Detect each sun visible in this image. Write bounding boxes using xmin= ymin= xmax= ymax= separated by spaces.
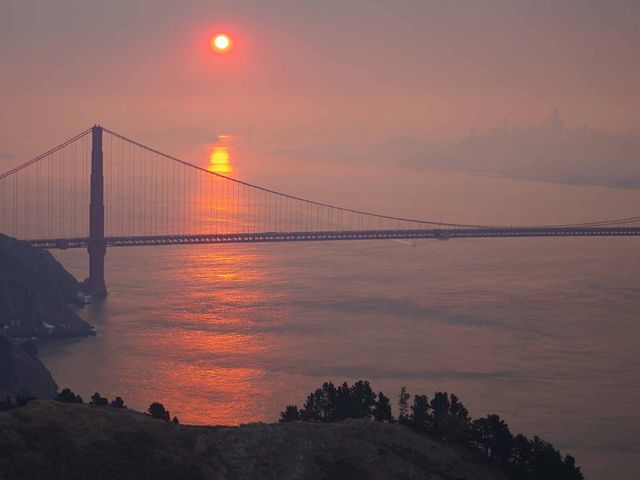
xmin=211 ymin=34 xmax=232 ymax=53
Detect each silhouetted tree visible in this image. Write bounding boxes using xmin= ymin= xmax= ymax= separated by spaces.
xmin=398 ymin=386 xmax=410 ymax=423
xmin=334 ymin=382 xmax=353 ymax=419
xmin=277 ymin=379 xmax=584 ymax=479
xmin=430 ymin=391 xmax=451 ymax=436
xmin=279 ymin=405 xmax=301 ymax=422
xmin=148 ymin=402 xmax=170 ymax=421
xmin=90 ymin=392 xmax=109 ymax=406
xmin=505 ymin=432 xmax=584 ymax=480
xmin=349 ymin=380 xmax=376 ymax=419
xmin=410 ymin=394 xmax=430 ymax=430
xmin=430 ymin=392 xmax=451 ymax=417
xmin=432 ymin=393 xmax=471 ymax=442
xmin=510 ymin=433 xmax=532 ymax=478
xmin=373 ymin=391 xmax=393 ymax=422
xmin=300 ymin=382 xmax=337 ymax=422
xmin=449 ymin=393 xmax=469 ymax=421
xmin=297 ymin=380 xmax=377 ymax=422
xmin=110 ymin=396 xmax=126 ymax=408
xmin=300 ymin=391 xmax=320 ymax=422
xmin=472 ymin=414 xmax=514 ymax=463
xmin=172 ymin=416 xmax=180 ymax=424
xmin=561 ymin=455 xmax=584 ymax=480
xmin=55 ymin=388 xmax=83 ymax=404
xmin=531 ymin=436 xmax=562 ymax=479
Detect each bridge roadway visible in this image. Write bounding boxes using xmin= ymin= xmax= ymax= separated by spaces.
xmin=27 ymin=226 xmax=640 ymax=249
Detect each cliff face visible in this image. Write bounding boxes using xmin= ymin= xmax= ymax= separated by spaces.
xmin=0 ymin=235 xmax=81 ymax=305
xmin=0 ymin=332 xmax=58 ymax=400
xmin=0 ymin=401 xmax=508 ymax=480
xmin=0 ymin=234 xmax=93 ymax=338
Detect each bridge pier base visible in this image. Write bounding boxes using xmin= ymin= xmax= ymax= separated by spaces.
xmin=88 ymin=125 xmax=107 ymax=297
xmin=88 ymin=241 xmax=107 ymax=297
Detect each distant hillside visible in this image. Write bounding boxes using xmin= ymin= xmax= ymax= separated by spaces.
xmin=0 ymin=400 xmax=508 ymax=480
xmin=0 ymin=234 xmax=93 ymax=338
xmin=360 ymin=109 xmax=640 ymax=190
xmin=0 ymin=332 xmax=57 ymax=400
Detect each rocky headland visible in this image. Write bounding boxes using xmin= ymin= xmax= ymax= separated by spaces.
xmin=0 ymin=331 xmax=58 ymax=401
xmin=0 ymin=234 xmax=93 ymax=339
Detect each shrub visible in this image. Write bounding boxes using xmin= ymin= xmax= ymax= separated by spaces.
xmin=279 ymin=405 xmax=301 ymax=422
xmin=110 ymin=396 xmax=126 ymax=408
xmin=55 ymin=388 xmax=83 ymax=404
xmin=148 ymin=402 xmax=170 ymax=421
xmin=90 ymin=392 xmax=109 ymax=406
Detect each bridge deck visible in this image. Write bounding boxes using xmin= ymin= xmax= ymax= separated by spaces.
xmin=26 ymin=227 xmax=640 ymax=249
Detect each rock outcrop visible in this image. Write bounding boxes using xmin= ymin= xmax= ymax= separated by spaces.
xmin=0 ymin=400 xmax=508 ymax=480
xmin=0 ymin=234 xmax=93 ymax=338
xmin=0 ymin=332 xmax=58 ymax=401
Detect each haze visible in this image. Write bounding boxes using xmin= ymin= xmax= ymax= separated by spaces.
xmin=2 ymin=0 xmax=640 ymax=177
xmin=2 ymin=3 xmax=640 ymax=479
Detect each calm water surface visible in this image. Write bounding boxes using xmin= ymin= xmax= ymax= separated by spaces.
xmin=39 ymin=163 xmax=640 ymax=480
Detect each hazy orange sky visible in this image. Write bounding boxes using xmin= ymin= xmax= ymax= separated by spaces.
xmin=1 ymin=0 xmax=639 ymax=157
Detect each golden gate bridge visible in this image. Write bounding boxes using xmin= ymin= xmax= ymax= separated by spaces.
xmin=1 ymin=126 xmax=638 ymax=297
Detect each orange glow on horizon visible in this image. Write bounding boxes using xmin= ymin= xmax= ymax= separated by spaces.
xmin=211 ymin=34 xmax=232 ymax=53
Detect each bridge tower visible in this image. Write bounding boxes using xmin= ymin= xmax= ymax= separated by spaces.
xmin=88 ymin=125 xmax=107 ymax=297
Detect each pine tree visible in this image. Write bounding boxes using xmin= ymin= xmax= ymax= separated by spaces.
xmin=373 ymin=391 xmax=394 ymax=422
xmin=279 ymin=405 xmax=301 ymax=422
xmin=398 ymin=386 xmax=410 ymax=423
xmin=410 ymin=394 xmax=430 ymax=430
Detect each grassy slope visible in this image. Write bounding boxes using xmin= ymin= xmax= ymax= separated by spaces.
xmin=0 ymin=400 xmax=508 ymax=480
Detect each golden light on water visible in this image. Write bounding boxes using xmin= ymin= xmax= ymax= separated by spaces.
xmin=154 ymin=248 xmax=273 ymax=425
xmin=209 ymin=147 xmax=232 ymax=174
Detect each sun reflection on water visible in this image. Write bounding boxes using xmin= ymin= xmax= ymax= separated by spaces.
xmin=134 ymin=246 xmax=281 ymax=425
xmin=209 ymin=146 xmax=232 ymax=174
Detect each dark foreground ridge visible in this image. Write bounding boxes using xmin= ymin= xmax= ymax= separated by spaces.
xmin=280 ymin=381 xmax=583 ymax=480
xmin=0 ymin=381 xmax=584 ymax=480
xmin=0 ymin=400 xmax=507 ymax=480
